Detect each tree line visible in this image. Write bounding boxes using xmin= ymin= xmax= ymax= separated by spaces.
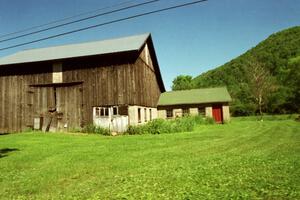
xmin=172 ymin=26 xmax=300 ymax=116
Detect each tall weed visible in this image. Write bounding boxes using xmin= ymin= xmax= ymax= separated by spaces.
xmin=82 ymin=124 xmax=111 ymax=136
xmin=126 ymin=115 xmax=215 ymax=135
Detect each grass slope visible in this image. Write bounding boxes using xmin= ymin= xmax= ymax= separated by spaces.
xmin=0 ymin=118 xmax=299 ymax=199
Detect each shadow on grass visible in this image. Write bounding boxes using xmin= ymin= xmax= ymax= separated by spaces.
xmin=0 ymin=148 xmax=19 ymax=158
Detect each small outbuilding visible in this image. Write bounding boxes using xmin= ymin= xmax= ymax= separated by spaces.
xmin=157 ymin=87 xmax=232 ymax=123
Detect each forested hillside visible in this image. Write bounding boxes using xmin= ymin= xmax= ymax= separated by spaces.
xmin=183 ymin=26 xmax=300 ymax=115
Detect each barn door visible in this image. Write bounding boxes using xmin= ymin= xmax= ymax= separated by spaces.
xmin=212 ymin=105 xmax=223 ymax=123
xmin=29 ymin=87 xmax=56 ymax=131
xmin=29 ymin=85 xmax=83 ymax=131
xmin=56 ymin=85 xmax=83 ymax=130
xmin=31 ymin=87 xmax=55 ymax=114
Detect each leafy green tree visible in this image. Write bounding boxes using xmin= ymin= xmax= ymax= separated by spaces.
xmin=171 ymin=75 xmax=194 ymax=91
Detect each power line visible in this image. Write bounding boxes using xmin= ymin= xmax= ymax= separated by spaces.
xmin=0 ymin=0 xmax=208 ymax=51
xmin=0 ymin=0 xmax=160 ymax=43
xmin=0 ymin=0 xmax=136 ymax=39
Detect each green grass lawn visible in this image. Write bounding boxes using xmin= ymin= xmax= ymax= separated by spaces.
xmin=0 ymin=118 xmax=299 ymax=199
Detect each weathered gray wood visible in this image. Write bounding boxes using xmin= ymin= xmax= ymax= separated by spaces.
xmin=0 ymin=41 xmax=163 ymax=133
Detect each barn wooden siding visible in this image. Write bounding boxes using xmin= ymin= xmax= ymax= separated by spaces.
xmin=62 ymin=45 xmax=161 ymax=126
xmin=0 ymin=63 xmax=53 ymax=133
xmin=0 ymin=42 xmax=162 ymax=133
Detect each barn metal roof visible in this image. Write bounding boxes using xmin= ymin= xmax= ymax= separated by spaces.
xmin=0 ymin=33 xmax=150 ymax=66
xmin=158 ymin=87 xmax=232 ymax=106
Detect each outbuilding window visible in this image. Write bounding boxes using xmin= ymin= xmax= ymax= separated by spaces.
xmin=198 ymin=106 xmax=205 ymax=116
xmin=166 ymin=109 xmax=173 ymax=118
xmin=138 ymin=108 xmax=142 ymax=123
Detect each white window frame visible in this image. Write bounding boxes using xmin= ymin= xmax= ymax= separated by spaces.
xmin=93 ymin=106 xmax=120 ymax=118
xmin=112 ymin=106 xmax=119 ymax=116
xmin=93 ymin=107 xmax=109 ymax=118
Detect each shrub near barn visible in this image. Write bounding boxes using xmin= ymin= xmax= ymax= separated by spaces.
xmin=126 ymin=115 xmax=214 ymax=135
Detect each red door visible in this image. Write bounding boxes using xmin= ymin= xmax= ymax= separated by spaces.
xmin=212 ymin=105 xmax=223 ymax=123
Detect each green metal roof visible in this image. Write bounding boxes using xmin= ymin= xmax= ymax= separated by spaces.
xmin=0 ymin=33 xmax=150 ymax=66
xmin=158 ymin=87 xmax=232 ymax=106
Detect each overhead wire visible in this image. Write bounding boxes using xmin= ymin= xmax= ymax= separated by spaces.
xmin=0 ymin=0 xmax=208 ymax=51
xmin=0 ymin=0 xmax=160 ymax=43
xmin=0 ymin=0 xmax=137 ymax=39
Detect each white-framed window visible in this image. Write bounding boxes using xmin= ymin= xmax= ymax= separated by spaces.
xmin=95 ymin=107 xmax=101 ymax=117
xmin=93 ymin=106 xmax=120 ymax=118
xmin=112 ymin=106 xmax=118 ymax=116
xmin=94 ymin=107 xmax=109 ymax=118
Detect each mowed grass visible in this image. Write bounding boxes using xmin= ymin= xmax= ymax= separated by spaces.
xmin=0 ymin=118 xmax=299 ymax=199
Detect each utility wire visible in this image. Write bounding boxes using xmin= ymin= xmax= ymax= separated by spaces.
xmin=0 ymin=0 xmax=136 ymax=39
xmin=0 ymin=0 xmax=208 ymax=51
xmin=0 ymin=0 xmax=160 ymax=43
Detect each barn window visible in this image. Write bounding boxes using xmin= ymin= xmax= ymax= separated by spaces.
xmin=113 ymin=107 xmax=118 ymax=116
xmin=94 ymin=107 xmax=109 ymax=118
xmin=100 ymin=107 xmax=109 ymax=116
xmin=52 ymin=63 xmax=62 ymax=83
xmin=100 ymin=108 xmax=105 ymax=116
xmin=138 ymin=108 xmax=141 ymax=123
xmin=166 ymin=109 xmax=173 ymax=118
xmin=95 ymin=107 xmax=101 ymax=117
xmin=104 ymin=108 xmax=109 ymax=116
xmin=149 ymin=109 xmax=152 ymax=120
xmin=144 ymin=108 xmax=147 ymax=122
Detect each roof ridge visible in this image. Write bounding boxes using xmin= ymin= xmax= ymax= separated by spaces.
xmin=0 ymin=33 xmax=151 ymax=66
xmin=164 ymin=87 xmax=228 ymax=93
xmin=18 ymin=32 xmax=151 ymax=53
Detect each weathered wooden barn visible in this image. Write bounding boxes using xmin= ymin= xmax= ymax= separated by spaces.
xmin=157 ymin=87 xmax=232 ymax=123
xmin=0 ymin=33 xmax=165 ymax=133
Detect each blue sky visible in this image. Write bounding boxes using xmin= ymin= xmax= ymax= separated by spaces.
xmin=0 ymin=0 xmax=299 ymax=90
